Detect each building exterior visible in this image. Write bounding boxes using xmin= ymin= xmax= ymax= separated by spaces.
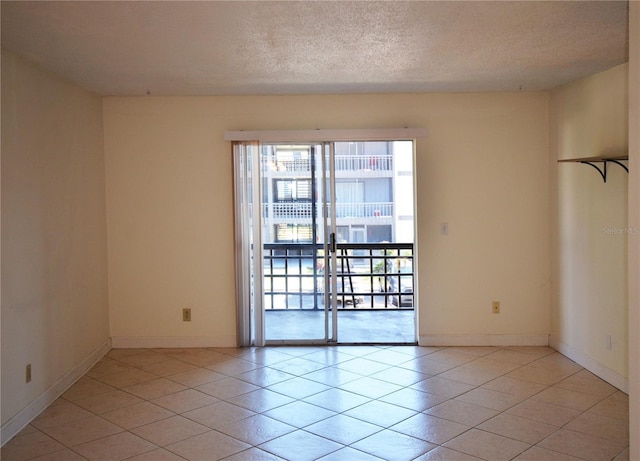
xmin=261 ymin=141 xmax=414 ymax=245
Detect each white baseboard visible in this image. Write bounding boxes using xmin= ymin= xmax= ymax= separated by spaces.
xmin=1 ymin=338 xmax=112 ymax=446
xmin=550 ymin=337 xmax=628 ymax=393
xmin=419 ymin=334 xmax=550 ymax=347
xmin=110 ymin=335 xmax=237 ymax=349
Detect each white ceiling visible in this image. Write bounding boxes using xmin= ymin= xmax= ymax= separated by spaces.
xmin=1 ymin=1 xmax=629 ymax=96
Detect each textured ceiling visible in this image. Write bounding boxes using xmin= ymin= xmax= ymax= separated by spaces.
xmin=0 ymin=1 xmax=629 ymax=96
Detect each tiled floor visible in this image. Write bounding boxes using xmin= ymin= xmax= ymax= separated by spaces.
xmin=2 ymin=346 xmax=630 ymax=461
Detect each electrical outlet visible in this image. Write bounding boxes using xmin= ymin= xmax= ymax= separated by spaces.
xmin=492 ymin=301 xmax=500 ymax=314
xmin=26 ymin=364 xmax=32 ymax=383
xmin=183 ymin=308 xmax=191 ymax=322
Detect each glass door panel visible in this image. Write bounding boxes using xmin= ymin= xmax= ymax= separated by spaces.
xmin=262 ymin=144 xmax=333 ymax=343
xmin=333 ymin=140 xmax=416 ymax=343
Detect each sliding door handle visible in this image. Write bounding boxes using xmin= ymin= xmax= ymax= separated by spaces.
xmin=330 ymin=232 xmax=337 ymax=253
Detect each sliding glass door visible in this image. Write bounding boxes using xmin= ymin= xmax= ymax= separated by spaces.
xmin=233 ymin=136 xmax=418 ymax=346
xmin=261 ymin=143 xmax=336 ymax=343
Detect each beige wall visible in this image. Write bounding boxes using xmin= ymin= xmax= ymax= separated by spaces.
xmin=628 ymin=2 xmax=639 ymax=458
xmin=549 ymin=64 xmax=629 ymax=388
xmin=103 ymin=92 xmax=550 ymax=347
xmin=1 ymin=50 xmax=110 ymax=432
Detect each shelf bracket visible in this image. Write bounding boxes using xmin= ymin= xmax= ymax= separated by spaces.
xmin=608 ymin=159 xmax=629 ymax=174
xmin=558 ymin=155 xmax=629 ymax=183
xmin=579 ymin=161 xmax=607 ymax=182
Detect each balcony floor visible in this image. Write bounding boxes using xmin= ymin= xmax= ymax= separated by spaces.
xmin=265 ymin=309 xmax=415 ymax=344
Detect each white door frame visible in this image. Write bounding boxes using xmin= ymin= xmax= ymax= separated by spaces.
xmin=230 ymin=129 xmax=425 ymax=346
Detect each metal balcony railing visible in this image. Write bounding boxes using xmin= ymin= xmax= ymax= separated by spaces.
xmin=263 ymin=242 xmax=414 ymax=311
xmin=264 ymin=202 xmax=394 ymax=219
